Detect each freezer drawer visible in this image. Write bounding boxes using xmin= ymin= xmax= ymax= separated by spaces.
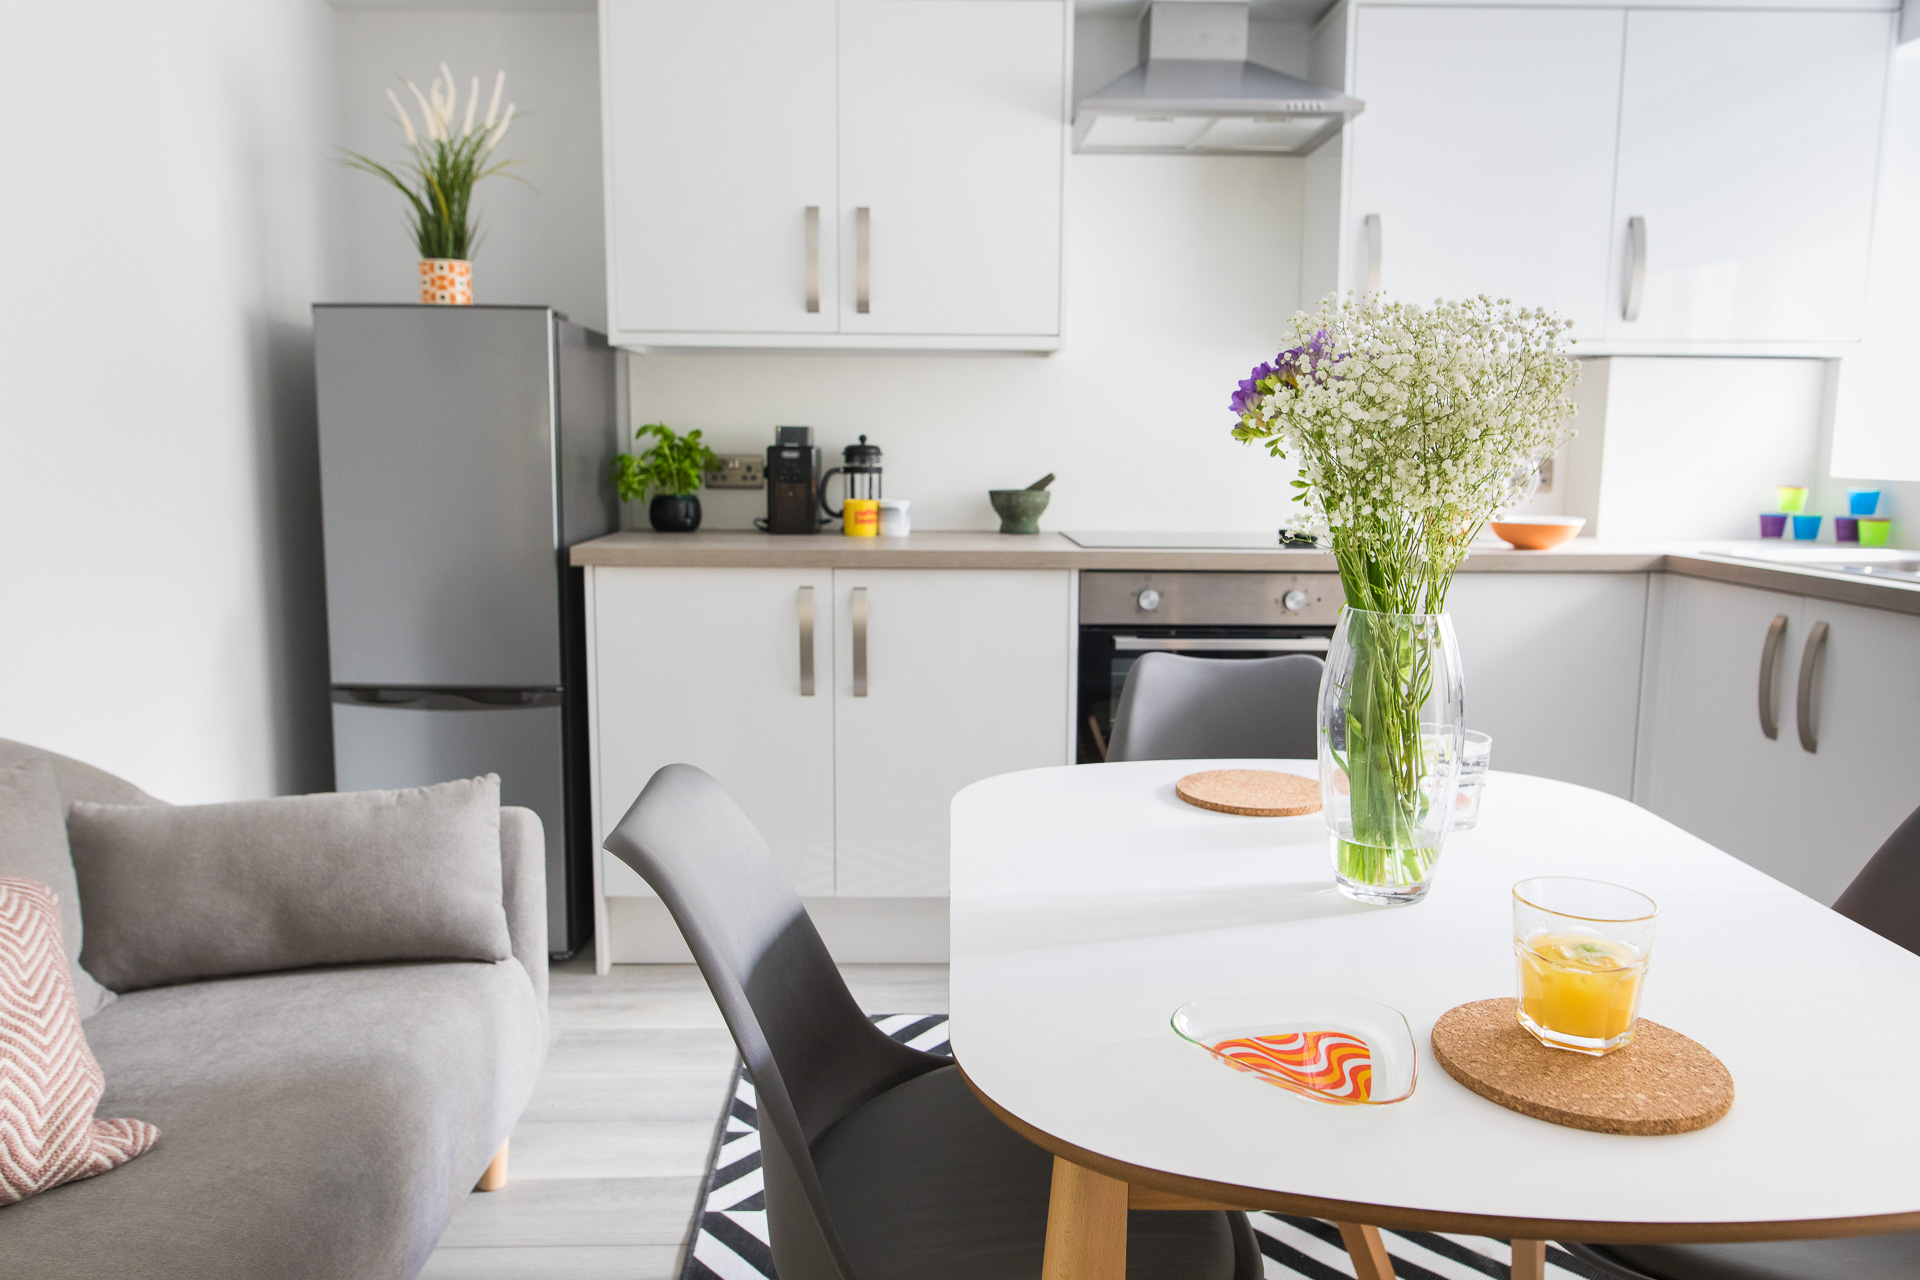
xmin=331 ymin=695 xmax=568 ymax=952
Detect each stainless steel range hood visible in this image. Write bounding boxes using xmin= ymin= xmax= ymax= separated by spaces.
xmin=1073 ymin=1 xmax=1362 ymax=156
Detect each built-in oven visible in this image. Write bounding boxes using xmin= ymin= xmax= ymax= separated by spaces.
xmin=1077 ymin=570 xmax=1344 ymax=762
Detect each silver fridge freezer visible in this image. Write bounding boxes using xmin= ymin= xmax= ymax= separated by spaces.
xmin=314 ymin=304 xmax=617 ymax=957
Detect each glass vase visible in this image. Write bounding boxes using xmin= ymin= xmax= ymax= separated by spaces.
xmin=1318 ymin=608 xmax=1466 ymax=906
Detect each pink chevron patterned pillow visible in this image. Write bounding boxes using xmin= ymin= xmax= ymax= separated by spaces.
xmin=0 ymin=876 xmax=157 ymax=1203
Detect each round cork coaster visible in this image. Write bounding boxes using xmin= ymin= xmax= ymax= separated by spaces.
xmin=1174 ymin=770 xmax=1322 ymax=817
xmin=1431 ymin=998 xmax=1733 ymax=1136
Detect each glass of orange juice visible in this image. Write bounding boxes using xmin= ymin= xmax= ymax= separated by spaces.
xmin=1513 ymin=877 xmax=1657 ymax=1056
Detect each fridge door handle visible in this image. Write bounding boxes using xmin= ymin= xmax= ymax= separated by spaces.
xmin=331 ymin=687 xmax=564 ymax=711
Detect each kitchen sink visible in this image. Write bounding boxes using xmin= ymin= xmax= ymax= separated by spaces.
xmin=1798 ymin=558 xmax=1920 ymax=584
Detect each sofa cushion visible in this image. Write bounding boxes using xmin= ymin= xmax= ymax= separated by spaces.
xmin=69 ymin=776 xmax=513 ymax=992
xmin=0 ymin=877 xmax=157 ymax=1204
xmin=0 ymin=757 xmax=114 ymax=1018
xmin=0 ymin=958 xmax=545 ymax=1278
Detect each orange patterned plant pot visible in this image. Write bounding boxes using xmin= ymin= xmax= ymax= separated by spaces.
xmin=419 ymin=259 xmax=473 ymax=306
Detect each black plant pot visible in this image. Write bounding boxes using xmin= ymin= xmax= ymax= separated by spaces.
xmin=649 ymin=494 xmax=702 ymax=533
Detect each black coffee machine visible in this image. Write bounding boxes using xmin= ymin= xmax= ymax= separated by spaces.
xmin=762 ymin=425 xmax=822 ymax=535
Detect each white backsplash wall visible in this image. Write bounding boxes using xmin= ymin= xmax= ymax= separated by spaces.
xmin=1558 ymin=357 xmax=1828 ymax=541
xmin=626 ymin=152 xmax=1310 ymax=532
xmin=332 ymin=8 xmax=606 ymax=331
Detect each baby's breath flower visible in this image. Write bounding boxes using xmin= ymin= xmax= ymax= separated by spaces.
xmin=1230 ymin=293 xmax=1579 ymax=613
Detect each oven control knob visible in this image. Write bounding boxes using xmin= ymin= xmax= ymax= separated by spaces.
xmin=1282 ymin=589 xmax=1308 ymax=612
xmin=1136 ymin=588 xmax=1162 ymax=612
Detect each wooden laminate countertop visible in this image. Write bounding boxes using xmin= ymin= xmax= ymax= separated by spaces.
xmin=568 ymin=531 xmax=1920 ymax=616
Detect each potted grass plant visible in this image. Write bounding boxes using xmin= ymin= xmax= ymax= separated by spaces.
xmin=339 ymin=65 xmax=520 ymax=305
xmin=613 ymin=423 xmax=722 ymax=533
xmin=1231 ymin=294 xmax=1579 ymax=904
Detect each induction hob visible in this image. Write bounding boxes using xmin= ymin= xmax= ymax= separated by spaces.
xmin=1064 ymin=531 xmax=1299 ymax=549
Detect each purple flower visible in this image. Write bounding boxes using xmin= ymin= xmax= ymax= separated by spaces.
xmin=1229 ymin=361 xmax=1276 ymax=417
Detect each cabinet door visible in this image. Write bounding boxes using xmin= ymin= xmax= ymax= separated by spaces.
xmin=591 ymin=567 xmax=836 ymax=896
xmin=1786 ymin=599 xmax=1920 ymax=904
xmin=1443 ymin=572 xmax=1647 ymax=798
xmin=1347 ymin=6 xmax=1624 ymax=339
xmin=1639 ymin=576 xmax=1806 ymax=887
xmin=602 ymin=0 xmax=838 ymax=337
xmin=1607 ymin=10 xmax=1891 ymax=344
xmin=833 ymin=569 xmax=1072 ymax=895
xmin=837 ymin=0 xmax=1066 ymax=338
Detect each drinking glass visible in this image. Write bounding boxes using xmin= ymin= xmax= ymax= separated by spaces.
xmin=1453 ymin=731 xmax=1492 ymax=829
xmin=1512 ymin=877 xmax=1657 ymax=1056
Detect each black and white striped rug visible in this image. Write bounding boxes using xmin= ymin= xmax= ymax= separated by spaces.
xmin=681 ymin=1015 xmax=1612 ymax=1280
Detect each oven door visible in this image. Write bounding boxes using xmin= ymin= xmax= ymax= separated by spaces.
xmin=1076 ymin=627 xmax=1333 ymax=763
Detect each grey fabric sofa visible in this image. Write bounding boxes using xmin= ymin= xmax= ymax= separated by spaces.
xmin=0 ymin=741 xmax=550 ymax=1279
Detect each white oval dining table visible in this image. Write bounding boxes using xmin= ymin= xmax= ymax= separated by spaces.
xmin=948 ymin=760 xmax=1920 ymax=1280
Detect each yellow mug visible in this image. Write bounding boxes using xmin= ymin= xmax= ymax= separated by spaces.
xmin=843 ymin=499 xmax=880 ymax=537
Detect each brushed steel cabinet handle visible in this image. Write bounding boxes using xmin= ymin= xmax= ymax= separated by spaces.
xmin=804 ymin=207 xmax=820 ymax=314
xmin=1363 ymin=213 xmax=1381 ymax=295
xmin=856 ymin=207 xmax=871 ymax=315
xmin=1758 ymin=613 xmax=1788 ymax=740
xmin=851 ymin=586 xmax=869 ymax=697
xmin=1796 ymin=620 xmax=1829 ymax=754
xmin=798 ymin=586 xmax=816 ymax=696
xmin=1623 ymin=216 xmax=1646 ymax=322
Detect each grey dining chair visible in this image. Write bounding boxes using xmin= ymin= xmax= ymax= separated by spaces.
xmin=603 ymin=763 xmax=1263 ymax=1280
xmin=1564 ymin=803 xmax=1920 ymax=1280
xmin=1106 ymin=651 xmax=1323 ymax=762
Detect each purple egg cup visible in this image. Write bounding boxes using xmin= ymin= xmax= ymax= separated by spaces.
xmin=1760 ymin=513 xmax=1789 ymax=538
xmin=1835 ymin=516 xmax=1860 ymax=543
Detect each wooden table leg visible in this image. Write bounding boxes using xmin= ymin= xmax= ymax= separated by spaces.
xmin=1511 ymin=1238 xmax=1547 ymax=1280
xmin=1041 ymin=1157 xmax=1128 ymax=1280
xmin=1336 ymin=1222 xmax=1397 ymax=1280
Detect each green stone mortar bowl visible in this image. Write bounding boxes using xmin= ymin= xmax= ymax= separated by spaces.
xmin=989 ymin=489 xmax=1050 ymax=535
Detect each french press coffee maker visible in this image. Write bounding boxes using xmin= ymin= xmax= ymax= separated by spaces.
xmin=819 ymin=435 xmax=883 ymax=520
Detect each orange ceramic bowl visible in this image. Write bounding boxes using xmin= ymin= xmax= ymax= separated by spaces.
xmin=1490 ymin=516 xmax=1585 ymax=550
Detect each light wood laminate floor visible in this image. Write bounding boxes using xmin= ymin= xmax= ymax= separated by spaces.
xmin=419 ymin=958 xmax=951 ymax=1280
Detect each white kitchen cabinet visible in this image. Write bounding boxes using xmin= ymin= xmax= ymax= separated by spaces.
xmin=1346 ymin=6 xmax=1625 ymax=340
xmin=1638 ymin=575 xmax=1920 ymax=902
xmin=600 ymin=0 xmax=839 ymax=337
xmin=589 ymin=565 xmax=1073 ymax=906
xmin=833 ymin=569 xmax=1073 ymax=895
xmin=600 ymin=0 xmax=1068 ymax=352
xmin=1443 ymin=572 xmax=1648 ymax=798
xmin=590 ymin=566 xmax=837 ymax=897
xmin=837 ymin=1 xmax=1066 ymax=339
xmin=1328 ymin=2 xmax=1893 ymax=351
xmin=1606 ymin=9 xmax=1891 ymax=346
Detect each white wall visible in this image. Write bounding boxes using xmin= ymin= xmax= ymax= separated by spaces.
xmin=332 ymin=8 xmax=605 ymax=330
xmin=1561 ymin=357 xmax=1828 ymax=541
xmin=0 ymin=0 xmax=338 ymax=802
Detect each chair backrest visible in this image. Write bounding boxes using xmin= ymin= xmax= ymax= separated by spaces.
xmin=602 ymin=764 xmax=940 ymax=1280
xmin=1106 ymin=651 xmax=1324 ymax=762
xmin=1833 ymin=802 xmax=1920 ymax=957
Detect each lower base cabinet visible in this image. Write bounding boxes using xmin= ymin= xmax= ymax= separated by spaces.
xmin=589 ymin=566 xmax=1073 ymax=913
xmin=1638 ymin=574 xmax=1920 ymax=903
xmin=1445 ymin=572 xmax=1650 ymax=799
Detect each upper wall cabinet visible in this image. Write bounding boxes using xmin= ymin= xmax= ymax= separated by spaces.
xmin=1325 ymin=1 xmax=1895 ymax=352
xmin=600 ymin=0 xmax=1070 ymax=353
